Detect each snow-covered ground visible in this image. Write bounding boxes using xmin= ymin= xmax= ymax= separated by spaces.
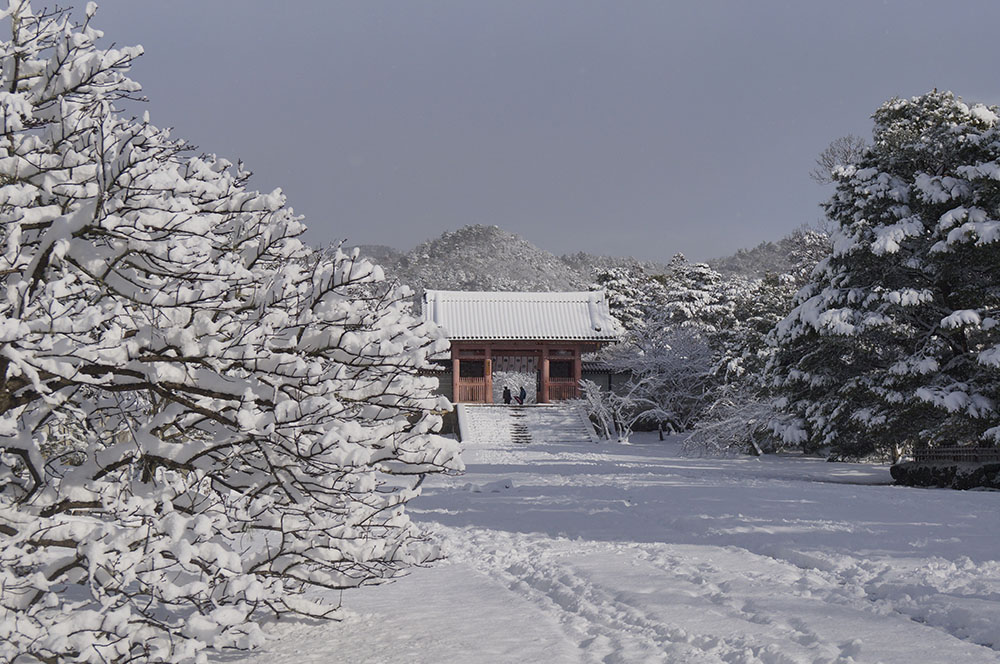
xmin=228 ymin=432 xmax=1000 ymax=663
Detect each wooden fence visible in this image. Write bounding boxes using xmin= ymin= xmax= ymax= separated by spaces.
xmin=913 ymin=447 xmax=1000 ymax=463
xmin=456 ymin=378 xmax=489 ymax=403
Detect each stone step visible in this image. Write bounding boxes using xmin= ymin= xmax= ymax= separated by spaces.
xmin=457 ymin=402 xmax=598 ymax=445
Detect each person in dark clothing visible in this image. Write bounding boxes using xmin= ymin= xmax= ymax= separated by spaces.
xmin=502 ymin=386 xmax=512 ymax=404
xmin=518 ymin=386 xmax=527 ymax=405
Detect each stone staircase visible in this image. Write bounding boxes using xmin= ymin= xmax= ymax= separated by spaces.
xmin=508 ymin=407 xmax=533 ymax=444
xmin=522 ymin=404 xmax=600 ymax=444
xmin=457 ymin=404 xmax=512 ymax=444
xmin=456 ymin=403 xmax=599 ymax=445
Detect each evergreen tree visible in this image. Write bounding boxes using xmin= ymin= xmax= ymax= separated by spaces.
xmin=721 ymin=272 xmax=798 ymax=378
xmin=772 ymin=90 xmax=1000 ymax=460
xmin=591 ymin=265 xmax=666 ymax=331
xmin=660 ymin=254 xmax=735 ymax=336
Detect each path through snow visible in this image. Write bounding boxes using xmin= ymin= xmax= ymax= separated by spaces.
xmin=228 ymin=433 xmax=1000 ymax=663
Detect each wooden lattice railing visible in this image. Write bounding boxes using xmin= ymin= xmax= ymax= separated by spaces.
xmin=913 ymin=447 xmax=1000 ymax=463
xmin=548 ymin=379 xmax=578 ymax=401
xmin=457 ymin=377 xmax=580 ymax=403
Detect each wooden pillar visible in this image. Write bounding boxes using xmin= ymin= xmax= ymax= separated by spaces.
xmin=540 ymin=345 xmax=550 ymax=404
xmin=452 ymin=355 xmax=460 ymax=403
xmin=573 ymin=346 xmax=582 ymax=399
xmin=484 ymin=346 xmax=493 ymax=403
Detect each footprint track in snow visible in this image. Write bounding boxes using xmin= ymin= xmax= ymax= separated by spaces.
xmin=635 ymin=542 xmax=1000 ymax=659
xmin=440 ymin=527 xmax=851 ymax=663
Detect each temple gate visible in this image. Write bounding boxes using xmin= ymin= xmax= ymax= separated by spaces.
xmin=422 ymin=290 xmax=620 ymax=404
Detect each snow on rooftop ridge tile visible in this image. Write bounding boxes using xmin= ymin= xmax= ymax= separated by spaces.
xmin=423 ymin=290 xmax=621 ymax=341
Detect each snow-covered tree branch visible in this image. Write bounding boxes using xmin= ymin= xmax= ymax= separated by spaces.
xmin=598 ymin=320 xmax=715 ymax=437
xmin=0 ymin=3 xmax=462 ymax=661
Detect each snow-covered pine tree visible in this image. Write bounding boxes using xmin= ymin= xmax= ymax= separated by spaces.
xmin=659 ymin=253 xmax=735 ymax=337
xmin=590 ymin=265 xmax=666 ymax=331
xmin=771 ymin=90 xmax=1000 ymax=460
xmin=0 ymin=3 xmax=461 ymax=661
xmin=782 ymin=228 xmax=833 ymax=284
xmin=686 ymin=235 xmax=832 ymax=456
xmin=679 ymin=269 xmax=807 ymax=452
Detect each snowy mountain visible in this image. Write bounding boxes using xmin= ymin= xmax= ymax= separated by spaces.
xmin=708 ymin=227 xmax=831 ymax=279
xmin=354 ymin=244 xmax=404 ymax=266
xmin=358 ymin=224 xmax=828 ymax=296
xmin=558 ymin=251 xmax=671 ymax=281
xmin=362 ymin=225 xmax=673 ymax=295
xmin=372 ymin=225 xmax=588 ymax=293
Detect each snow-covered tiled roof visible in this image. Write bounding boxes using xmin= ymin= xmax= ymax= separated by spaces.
xmin=423 ymin=290 xmax=621 ymax=341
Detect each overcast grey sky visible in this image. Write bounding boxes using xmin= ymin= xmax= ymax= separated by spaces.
xmin=91 ymin=0 xmax=999 ymax=261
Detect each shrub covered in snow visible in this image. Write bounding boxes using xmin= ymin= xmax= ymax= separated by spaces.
xmin=890 ymin=461 xmax=1000 ymax=490
xmin=772 ymin=90 xmax=1000 ymax=461
xmin=0 ymin=3 xmax=461 ymax=661
xmin=597 ymin=320 xmax=715 ymax=437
